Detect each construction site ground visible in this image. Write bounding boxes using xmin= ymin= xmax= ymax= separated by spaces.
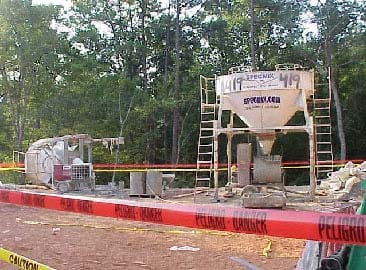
xmin=0 ymin=202 xmax=305 ymax=270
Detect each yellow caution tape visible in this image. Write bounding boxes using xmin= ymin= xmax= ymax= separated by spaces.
xmin=17 ymin=218 xmax=229 ymax=237
xmin=262 ymin=239 xmax=272 ymax=257
xmin=0 ymin=168 xmax=25 ymax=171
xmin=0 ymin=247 xmax=55 ymax=270
xmin=0 ymin=162 xmax=350 ymax=173
xmin=94 ymin=168 xmax=229 ymax=172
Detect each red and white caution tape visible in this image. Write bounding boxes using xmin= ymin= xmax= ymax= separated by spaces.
xmin=0 ymin=190 xmax=365 ymax=246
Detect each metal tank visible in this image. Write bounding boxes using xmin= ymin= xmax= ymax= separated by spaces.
xmin=129 ymin=172 xmax=146 ymax=196
xmin=25 ymin=138 xmax=65 ymax=185
xmin=24 ymin=134 xmax=123 ymax=186
xmin=146 ymin=170 xmax=163 ymax=196
xmin=197 ymin=65 xmax=326 ymax=202
xmin=216 ymin=69 xmax=314 ymax=154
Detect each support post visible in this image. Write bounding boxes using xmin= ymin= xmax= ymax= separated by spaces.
xmin=79 ymin=139 xmax=84 ymax=162
xmin=63 ymin=138 xmax=68 ymax=164
xmin=227 ymin=112 xmax=234 ymax=184
xmin=309 ymin=117 xmax=316 ymax=200
xmin=213 ymin=121 xmax=219 ymax=201
xmin=249 ymin=0 xmax=256 ymax=70
xmin=88 ymin=144 xmax=93 ymax=163
xmin=227 ymin=134 xmax=233 ymax=184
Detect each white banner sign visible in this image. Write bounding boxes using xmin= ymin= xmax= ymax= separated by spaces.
xmin=216 ymin=70 xmax=314 ymax=95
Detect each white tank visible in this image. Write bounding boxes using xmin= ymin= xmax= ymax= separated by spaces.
xmin=216 ymin=70 xmax=314 ymax=154
xmin=24 ymin=138 xmax=65 ymax=185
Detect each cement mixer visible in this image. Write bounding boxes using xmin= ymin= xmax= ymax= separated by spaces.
xmin=24 ymin=134 xmax=123 ymax=192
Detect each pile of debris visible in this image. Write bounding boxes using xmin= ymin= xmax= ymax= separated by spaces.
xmin=319 ymin=161 xmax=366 ymax=199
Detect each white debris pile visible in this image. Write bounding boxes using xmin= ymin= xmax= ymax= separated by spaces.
xmin=0 ymin=183 xmax=17 ymax=190
xmin=320 ymin=161 xmax=366 ymax=193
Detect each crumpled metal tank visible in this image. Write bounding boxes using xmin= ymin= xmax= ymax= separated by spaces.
xmin=25 ymin=138 xmax=66 ymax=185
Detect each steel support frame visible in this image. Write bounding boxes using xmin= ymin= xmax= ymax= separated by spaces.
xmin=213 ymin=87 xmax=317 ymax=200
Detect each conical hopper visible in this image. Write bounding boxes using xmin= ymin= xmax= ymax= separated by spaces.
xmin=256 ymin=133 xmax=276 ymax=155
xmin=220 ymin=89 xmax=304 ymax=129
xmin=216 ymin=70 xmax=314 ymax=154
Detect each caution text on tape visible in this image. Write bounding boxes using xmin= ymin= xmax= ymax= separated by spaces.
xmin=0 ymin=247 xmax=55 ymax=270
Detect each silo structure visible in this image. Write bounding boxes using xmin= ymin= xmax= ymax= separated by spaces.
xmin=216 ymin=69 xmax=314 ymax=155
xmin=195 ymin=65 xmax=331 ymax=201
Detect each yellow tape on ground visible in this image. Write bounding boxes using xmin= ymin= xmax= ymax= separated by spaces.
xmin=0 ymin=248 xmax=55 ymax=270
xmin=17 ymin=218 xmax=229 ymax=237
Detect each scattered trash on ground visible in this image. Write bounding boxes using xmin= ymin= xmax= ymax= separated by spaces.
xmin=52 ymin=227 xmax=61 ymax=235
xmin=14 ymin=237 xmax=22 ymax=242
xmin=169 ymin=246 xmax=200 ymax=252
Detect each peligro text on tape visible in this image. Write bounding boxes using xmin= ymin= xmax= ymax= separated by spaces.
xmin=196 ymin=207 xmax=226 ymax=230
xmin=59 ymin=197 xmax=93 ymax=213
xmin=0 ymin=189 xmax=365 ymax=246
xmin=60 ymin=197 xmax=75 ymax=211
xmin=318 ymin=215 xmax=365 ymax=243
xmin=115 ymin=204 xmax=136 ymax=219
xmin=0 ymin=189 xmax=9 ymax=202
xmin=21 ymin=193 xmax=45 ymax=208
xmin=77 ymin=200 xmax=93 ymax=214
xmin=195 ymin=207 xmax=268 ymax=234
xmin=114 ymin=205 xmax=164 ymax=222
xmin=0 ymin=248 xmax=54 ymax=270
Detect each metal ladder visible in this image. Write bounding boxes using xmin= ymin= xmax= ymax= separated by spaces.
xmin=195 ymin=76 xmax=216 ymax=194
xmin=314 ymin=78 xmax=334 ymax=180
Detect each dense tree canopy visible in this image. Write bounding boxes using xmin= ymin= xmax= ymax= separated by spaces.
xmin=0 ymin=0 xmax=365 ymax=177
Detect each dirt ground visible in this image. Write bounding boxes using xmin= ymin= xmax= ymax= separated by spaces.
xmin=0 ymin=203 xmax=305 ymax=270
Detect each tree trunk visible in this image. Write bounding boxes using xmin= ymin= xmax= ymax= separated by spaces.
xmin=171 ymin=0 xmax=180 ymax=164
xmin=139 ymin=0 xmax=152 ymax=161
xmin=140 ymin=0 xmax=148 ymax=91
xmin=9 ymin=19 xmax=26 ymax=152
xmin=15 ymin=91 xmax=23 ymax=152
xmin=176 ymin=102 xmax=194 ymax=164
xmin=249 ymin=0 xmax=256 ymax=70
xmin=325 ymin=32 xmax=346 ymax=161
xmin=127 ymin=7 xmax=135 ymax=78
xmin=0 ymin=65 xmax=22 ymax=151
xmin=330 ymin=67 xmax=347 ymax=161
xmin=163 ymin=0 xmax=171 ymax=164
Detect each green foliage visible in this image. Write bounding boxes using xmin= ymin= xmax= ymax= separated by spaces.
xmin=342 ymin=32 xmax=366 ymax=158
xmin=0 ymin=0 xmax=68 ymax=151
xmin=0 ymin=0 xmax=364 ymax=187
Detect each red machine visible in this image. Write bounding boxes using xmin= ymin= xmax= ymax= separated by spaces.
xmin=53 ymin=163 xmax=95 ymax=193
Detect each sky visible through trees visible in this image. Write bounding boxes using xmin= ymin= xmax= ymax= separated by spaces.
xmin=0 ymin=0 xmax=364 ymax=186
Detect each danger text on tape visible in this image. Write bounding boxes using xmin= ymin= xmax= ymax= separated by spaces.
xmin=0 ymin=189 xmax=365 ymax=246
